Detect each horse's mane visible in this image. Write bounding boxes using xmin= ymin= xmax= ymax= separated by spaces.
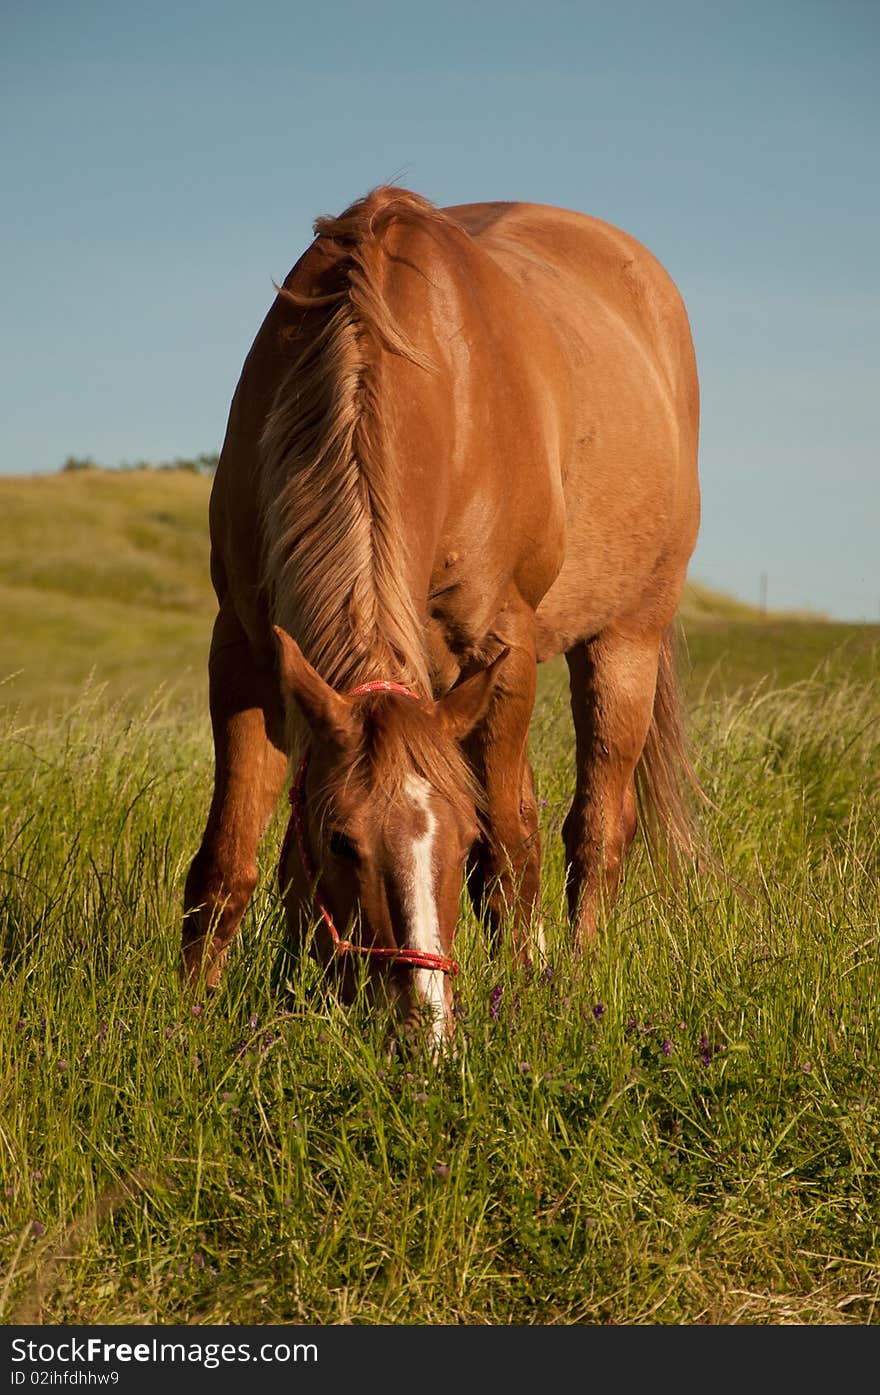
xmin=259 ymin=187 xmax=458 ymax=701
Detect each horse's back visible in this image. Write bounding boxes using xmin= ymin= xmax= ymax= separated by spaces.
xmin=448 ymin=200 xmax=697 ymax=398
xmin=445 ymin=200 xmax=700 ymax=654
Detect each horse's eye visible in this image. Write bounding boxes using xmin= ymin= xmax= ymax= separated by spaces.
xmin=329 ymin=830 xmax=359 ymax=863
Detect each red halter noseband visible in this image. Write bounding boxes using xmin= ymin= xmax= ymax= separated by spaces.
xmin=279 ymin=679 xmax=460 ymax=977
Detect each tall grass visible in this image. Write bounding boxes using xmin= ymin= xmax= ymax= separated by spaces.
xmin=1 ymin=653 xmax=878 ymax=1324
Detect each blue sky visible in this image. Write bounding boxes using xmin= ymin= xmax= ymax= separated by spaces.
xmin=2 ymin=0 xmax=877 ymax=619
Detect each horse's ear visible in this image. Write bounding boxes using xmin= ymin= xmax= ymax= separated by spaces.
xmin=438 ymin=648 xmax=509 ymax=741
xmin=273 ymin=627 xmax=354 ymax=744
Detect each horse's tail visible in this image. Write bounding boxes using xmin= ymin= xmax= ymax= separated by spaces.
xmin=634 ymin=625 xmax=704 ymax=872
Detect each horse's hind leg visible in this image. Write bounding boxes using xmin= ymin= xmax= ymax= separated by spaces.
xmin=182 ymin=600 xmax=288 ymax=987
xmin=563 ymin=625 xmax=662 ymax=944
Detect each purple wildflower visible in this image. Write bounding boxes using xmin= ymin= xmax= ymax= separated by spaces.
xmin=800 ymin=1061 xmax=813 ymax=1074
xmin=518 ymin=1061 xmax=531 ymax=1073
xmin=661 ymin=1039 xmax=673 ymax=1057
xmin=592 ymin=1003 xmax=606 ymax=1020
xmin=489 ymin=985 xmax=503 ymax=1020
xmin=57 ymin=1059 xmax=68 ymax=1073
xmin=415 ymin=1091 xmax=428 ymax=1103
xmin=191 ymin=1003 xmax=202 ymax=1018
xmin=543 ymin=965 xmax=554 ymax=983
xmin=699 ymin=1033 xmax=713 ymax=1066
xmin=31 ymin=1221 xmax=45 ymax=1238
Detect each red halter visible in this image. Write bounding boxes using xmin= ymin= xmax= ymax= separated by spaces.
xmin=278 ymin=679 xmax=460 ymax=977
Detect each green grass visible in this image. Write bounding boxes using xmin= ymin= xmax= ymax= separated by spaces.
xmin=0 ymin=470 xmax=213 ymax=713
xmin=682 ymin=619 xmax=880 ymax=699
xmin=1 ymin=470 xmax=878 ymax=1324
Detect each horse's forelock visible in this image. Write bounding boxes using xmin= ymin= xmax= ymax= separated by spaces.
xmin=315 ymin=697 xmax=484 ymax=830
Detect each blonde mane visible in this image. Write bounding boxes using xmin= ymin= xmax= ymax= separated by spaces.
xmin=259 ymin=187 xmax=456 ymax=698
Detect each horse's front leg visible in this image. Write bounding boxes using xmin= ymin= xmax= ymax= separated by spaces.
xmin=182 ymin=600 xmax=288 ymax=988
xmin=466 ymin=603 xmax=541 ymax=966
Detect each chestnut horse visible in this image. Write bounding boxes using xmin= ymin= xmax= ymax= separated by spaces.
xmin=183 ymin=187 xmax=700 ymax=1046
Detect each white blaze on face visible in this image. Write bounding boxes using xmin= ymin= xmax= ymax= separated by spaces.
xmin=402 ymin=773 xmax=446 ymax=1045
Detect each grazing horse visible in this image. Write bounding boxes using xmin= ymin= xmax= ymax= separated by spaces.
xmin=183 ymin=187 xmax=700 ymax=1047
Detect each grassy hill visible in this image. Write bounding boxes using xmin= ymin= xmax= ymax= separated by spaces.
xmin=0 ymin=468 xmax=877 ymax=713
xmin=0 ymin=470 xmax=214 ymax=712
xmin=1 ymin=468 xmax=879 ymax=1324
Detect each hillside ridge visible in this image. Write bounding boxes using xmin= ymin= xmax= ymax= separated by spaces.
xmin=0 ymin=468 xmax=848 ymax=713
xmin=0 ymin=467 xmax=789 ymax=622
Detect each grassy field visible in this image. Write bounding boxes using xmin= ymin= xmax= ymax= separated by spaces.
xmin=1 ymin=470 xmax=878 ymax=1324
xmin=0 ymin=470 xmax=213 ymax=714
